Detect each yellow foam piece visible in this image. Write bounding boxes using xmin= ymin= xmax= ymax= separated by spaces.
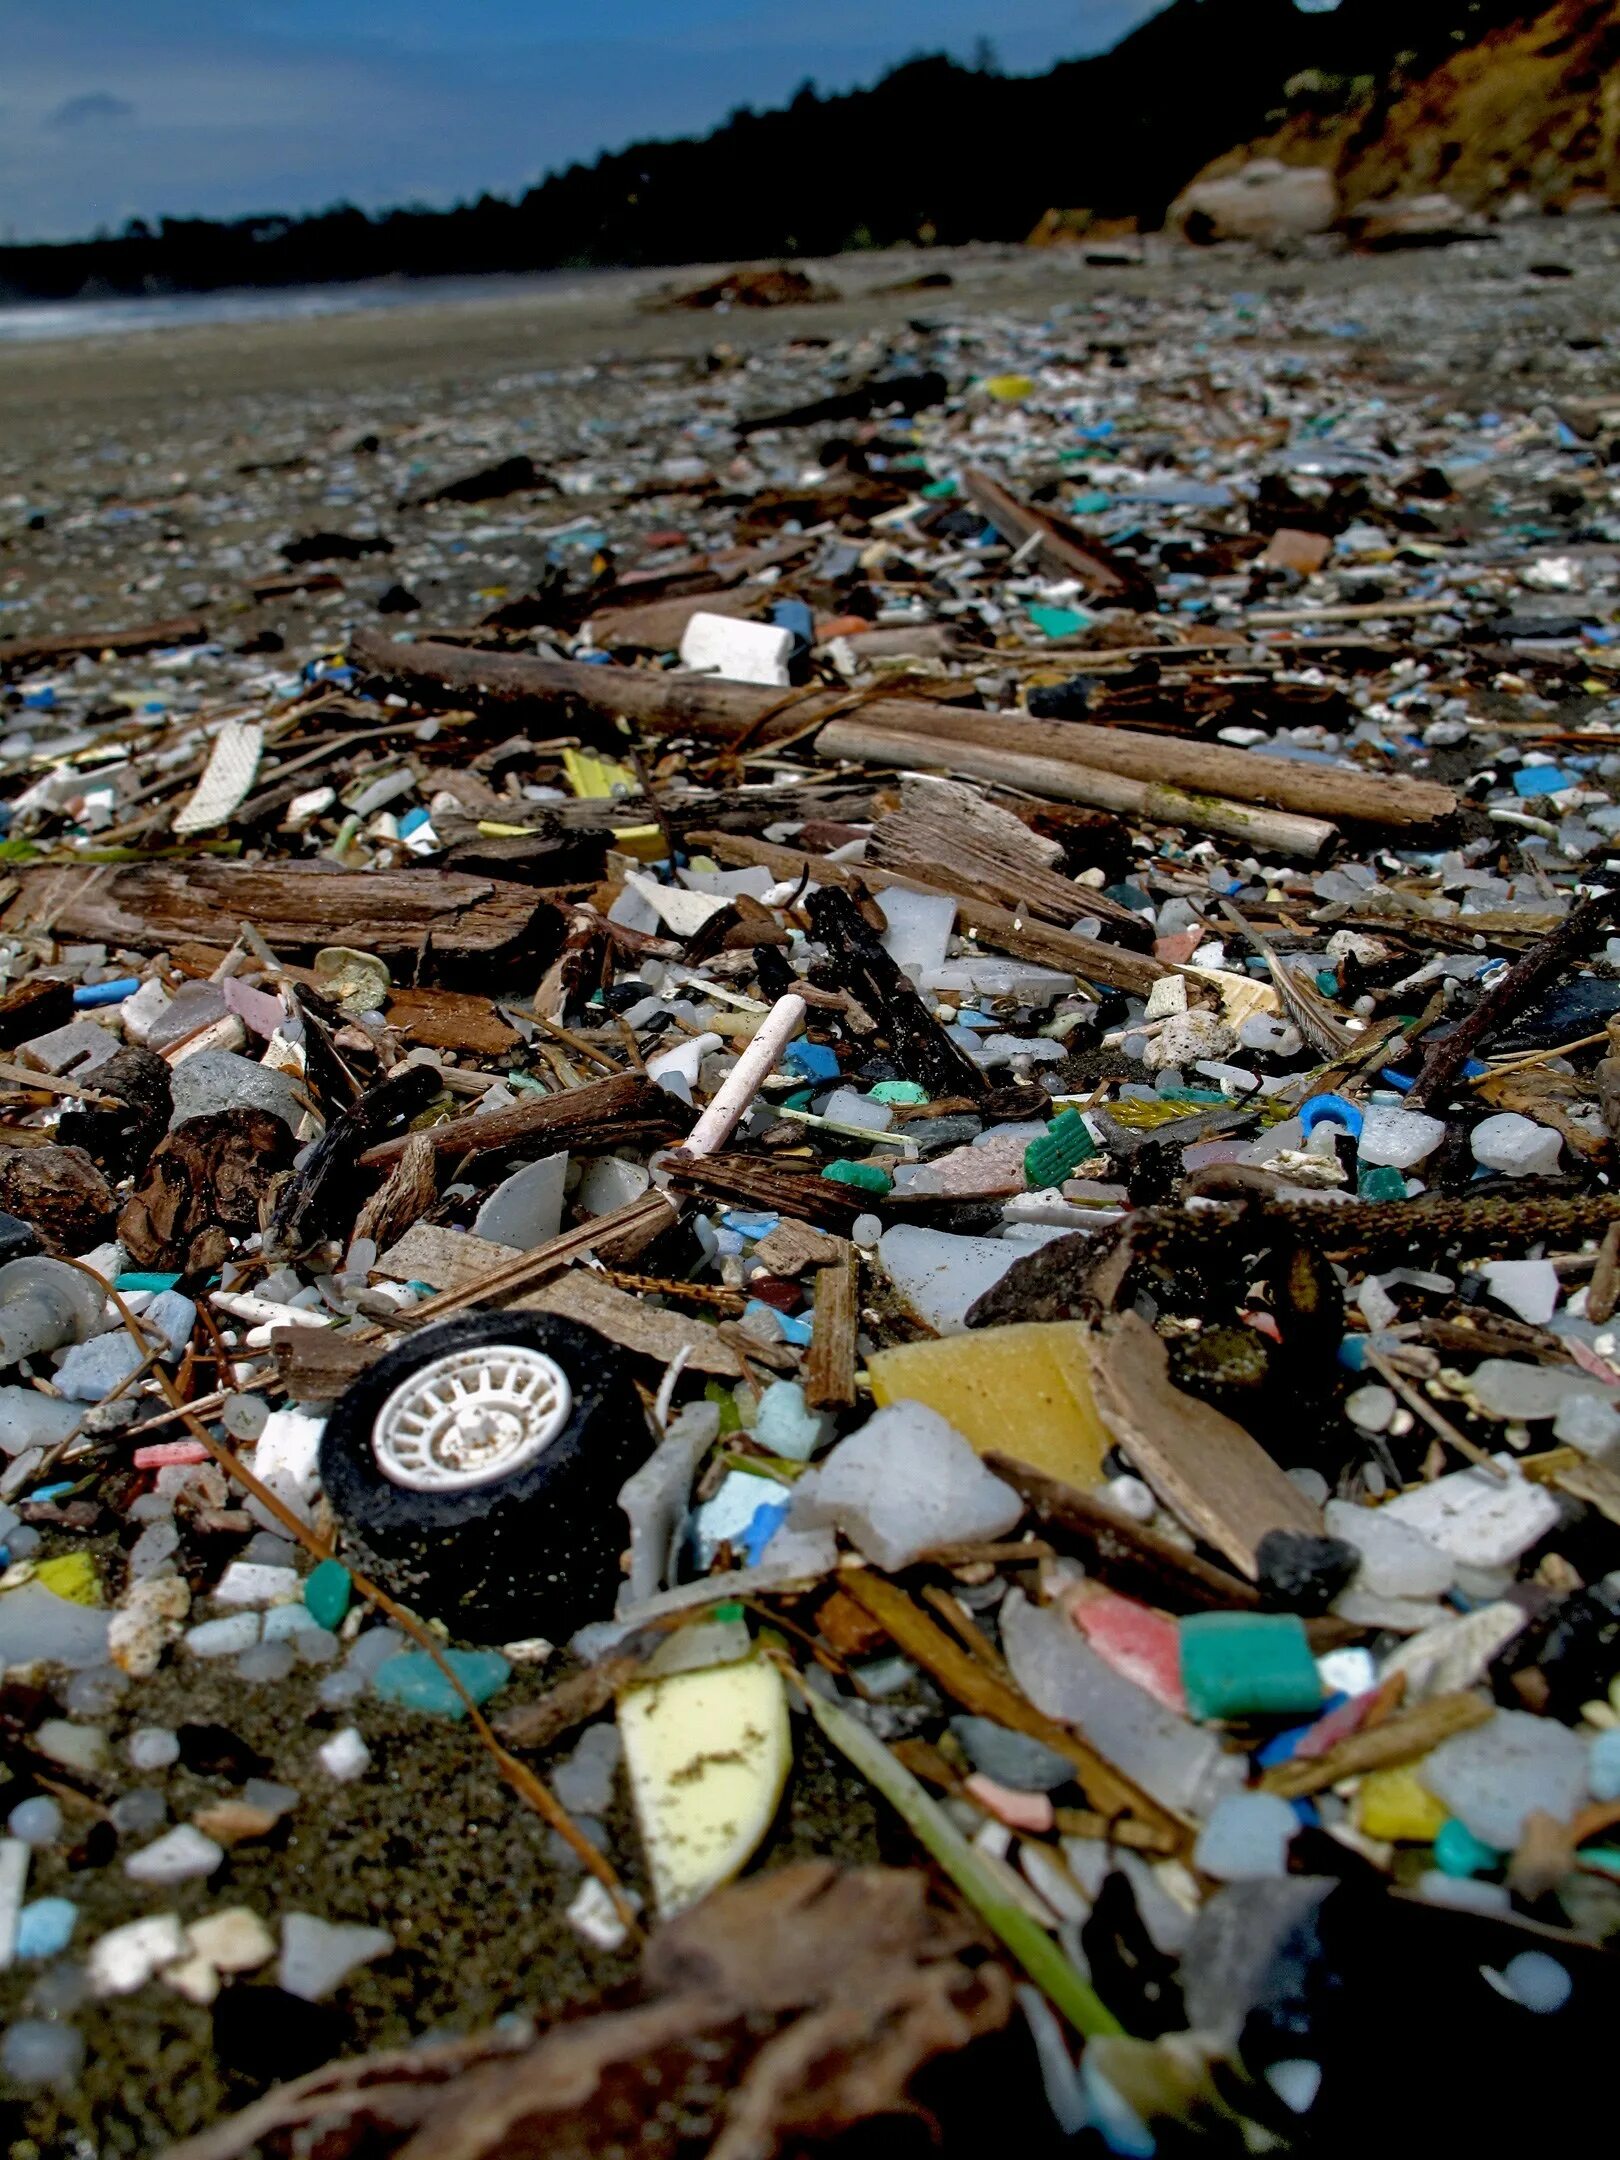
xmin=34 ymin=1553 xmax=102 ymax=1608
xmin=1354 ymin=1765 xmax=1447 ymax=1842
xmin=867 ymin=1321 xmax=1109 ymax=1489
xmin=983 ymin=374 xmax=1036 ymax=401
xmin=563 ymin=747 xmax=636 ymax=799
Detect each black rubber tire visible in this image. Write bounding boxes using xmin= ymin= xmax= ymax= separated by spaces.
xmin=319 ymin=1310 xmax=650 ymax=1642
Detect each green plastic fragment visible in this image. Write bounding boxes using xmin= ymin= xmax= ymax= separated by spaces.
xmin=822 ymin=1159 xmax=893 ymax=1195
xmin=705 ymin=1378 xmax=744 ymax=1435
xmin=1434 ymin=1817 xmax=1500 ymax=1878
xmin=1179 ymin=1612 xmax=1323 ymax=1722
xmin=1316 ymin=971 xmax=1339 ymax=996
xmin=782 ymin=1087 xmax=815 ymax=1110
xmin=1024 ymin=1107 xmax=1098 ymax=1189
xmin=1357 ymin=1165 xmax=1407 ymax=1202
xmin=869 ymin=1080 xmax=928 ymax=1106
xmin=303 ymin=1558 xmax=352 ymax=1632
xmin=1027 ymin=603 xmax=1093 ymax=640
xmin=921 ymin=477 xmax=958 ymax=499
xmin=711 ymin=1601 xmax=746 ymax=1623
xmin=115 ymin=1272 xmax=181 ymax=1293
xmin=371 ymin=1649 xmax=511 ymax=1719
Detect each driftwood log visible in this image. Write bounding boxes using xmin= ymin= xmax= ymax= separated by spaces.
xmin=2 ymin=862 xmax=561 ymax=977
xmin=347 ymin=629 xmax=1455 ymax=830
xmin=0 ymin=614 xmax=207 ymax=677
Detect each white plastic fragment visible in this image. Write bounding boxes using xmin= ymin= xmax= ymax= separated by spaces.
xmin=678 ymin=611 xmax=794 ymax=687
xmin=174 ymin=721 xmax=264 ymax=835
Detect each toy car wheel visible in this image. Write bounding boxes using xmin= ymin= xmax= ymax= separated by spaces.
xmin=319 ymin=1310 xmax=650 ymax=1642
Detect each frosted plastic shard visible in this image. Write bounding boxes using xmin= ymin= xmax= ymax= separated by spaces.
xmin=789 ymin=1402 xmax=1022 ymax=1569
xmin=1380 ymin=1458 xmax=1560 ymax=1569
xmin=1422 ymin=1709 xmax=1589 ymax=1849
xmin=173 ymin=721 xmax=264 ymax=836
xmin=877 ymin=1224 xmax=1028 ymax=1334
xmin=278 ymin=1912 xmax=394 ymax=2001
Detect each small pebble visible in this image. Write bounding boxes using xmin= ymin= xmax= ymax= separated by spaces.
xmin=109 ymin=1789 xmax=167 ymax=1837
xmin=127 ymin=1728 xmax=180 ymax=1772
xmin=124 ymin=1825 xmax=224 ymax=1885
xmin=6 ymin=1799 xmax=61 ymax=1848
xmin=0 ymin=2019 xmax=84 ymax=2092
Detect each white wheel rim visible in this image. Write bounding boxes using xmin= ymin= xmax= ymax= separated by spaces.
xmin=372 ymin=1345 xmax=572 ymax=1493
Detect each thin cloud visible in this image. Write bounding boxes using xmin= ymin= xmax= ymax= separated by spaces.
xmin=47 ymin=92 xmax=136 ymax=130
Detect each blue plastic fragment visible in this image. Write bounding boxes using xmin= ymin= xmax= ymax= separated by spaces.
xmin=73 ymin=979 xmax=139 ymax=1008
xmin=744 ymin=1300 xmax=812 ymax=1346
xmin=741 ymin=1498 xmax=791 ymax=1565
xmin=1299 ymin=1093 xmax=1363 ymax=1139
xmin=1513 ymin=766 xmax=1573 ymax=796
xmin=782 ymin=1039 xmax=840 ymax=1083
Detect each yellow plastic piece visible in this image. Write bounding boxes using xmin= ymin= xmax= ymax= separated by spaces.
xmin=608 ymin=823 xmax=668 ymax=863
xmin=1353 ymin=1765 xmax=1447 ymax=1842
xmin=867 ymin=1321 xmax=1109 ymax=1489
xmin=619 ymin=1657 xmax=791 ymax=1915
xmin=563 ymin=746 xmax=636 ymax=799
xmin=983 ymin=374 xmax=1035 ymax=401
xmin=34 ymin=1553 xmax=102 ymax=1608
xmin=476 ymin=819 xmax=541 ymax=838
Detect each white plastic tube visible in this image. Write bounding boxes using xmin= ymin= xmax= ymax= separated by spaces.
xmin=676 ymin=993 xmax=807 ymax=1160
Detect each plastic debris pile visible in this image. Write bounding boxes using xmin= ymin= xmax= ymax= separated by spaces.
xmin=4 ymin=223 xmax=1620 ymax=2152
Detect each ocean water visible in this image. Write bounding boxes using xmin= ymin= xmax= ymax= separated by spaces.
xmin=0 ymin=268 xmax=614 ymax=346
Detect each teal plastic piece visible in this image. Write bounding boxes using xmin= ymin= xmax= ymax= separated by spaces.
xmin=371 ymin=1649 xmax=511 ymax=1719
xmin=115 ymin=1272 xmax=181 ymax=1293
xmin=303 ymin=1558 xmax=352 ymax=1632
xmin=1357 ymin=1165 xmax=1407 ymax=1202
xmin=822 ymin=1159 xmax=893 ymax=1195
xmin=1028 ymin=603 xmax=1093 ymax=639
xmin=1434 ymin=1817 xmax=1500 ymax=1878
xmin=1179 ymin=1613 xmax=1323 ymax=1722
xmin=1024 ymin=1108 xmax=1098 ymax=1189
xmin=870 ymin=1080 xmax=928 ymax=1106
xmin=1316 ymin=971 xmax=1339 ymax=996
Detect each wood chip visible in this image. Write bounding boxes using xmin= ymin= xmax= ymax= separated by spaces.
xmin=1089 ymin=1311 xmax=1324 ymax=1578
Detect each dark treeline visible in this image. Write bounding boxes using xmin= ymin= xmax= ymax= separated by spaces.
xmin=0 ymin=0 xmax=1539 ymax=302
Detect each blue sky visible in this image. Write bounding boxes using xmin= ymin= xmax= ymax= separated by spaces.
xmin=1 ymin=1 xmax=1160 ymax=243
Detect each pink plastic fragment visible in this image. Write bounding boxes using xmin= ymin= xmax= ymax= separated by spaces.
xmin=221 ymin=976 xmax=288 ymax=1041
xmin=1067 ymin=1587 xmax=1187 ymax=1713
xmin=1293 ymin=1689 xmax=1379 ymax=1759
xmin=963 ymin=1773 xmax=1055 ymax=1833
xmin=133 ymin=1440 xmax=212 ymax=1469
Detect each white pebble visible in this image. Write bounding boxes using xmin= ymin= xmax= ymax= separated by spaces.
xmin=88 ymin=1913 xmax=187 ymax=1995
xmin=317 ymin=1728 xmax=371 ymax=1782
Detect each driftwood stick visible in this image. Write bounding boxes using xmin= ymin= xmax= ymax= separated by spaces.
xmin=687 ymin=830 xmax=1168 ymax=997
xmin=803 ymin=1244 xmax=858 ymax=1410
xmin=360 ymin=1069 xmax=692 ymax=1169
xmin=816 ymin=717 xmax=1335 ymax=858
xmin=1407 ymin=887 xmax=1620 ymax=1110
